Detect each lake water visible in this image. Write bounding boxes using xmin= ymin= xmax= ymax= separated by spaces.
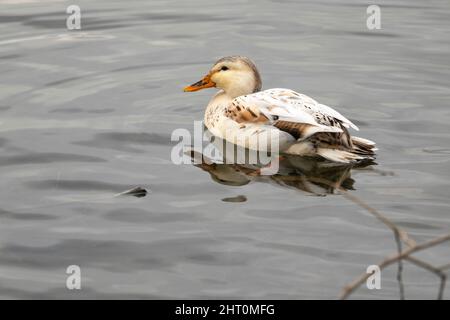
xmin=0 ymin=0 xmax=449 ymax=299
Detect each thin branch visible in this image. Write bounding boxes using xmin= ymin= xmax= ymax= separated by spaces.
xmin=225 ymin=157 xmax=450 ymax=299
xmin=267 ymin=168 xmax=449 ymax=300
xmin=310 ymin=175 xmax=416 ymax=299
xmin=394 ymin=232 xmax=405 ymax=300
xmin=340 ymin=192 xmax=416 ymax=248
xmin=309 ymin=177 xmax=416 ymax=247
xmin=405 ymin=256 xmax=447 ymax=300
xmin=339 ymin=234 xmax=450 ymax=299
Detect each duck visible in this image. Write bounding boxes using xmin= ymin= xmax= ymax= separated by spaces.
xmin=184 ymin=56 xmax=376 ymax=163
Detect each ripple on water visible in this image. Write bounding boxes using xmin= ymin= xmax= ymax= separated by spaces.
xmin=72 ymin=132 xmax=171 ymax=153
xmin=0 ymin=153 xmax=106 ymax=166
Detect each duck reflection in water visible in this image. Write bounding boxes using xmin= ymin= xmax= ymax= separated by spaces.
xmin=186 ymin=135 xmax=376 ymax=196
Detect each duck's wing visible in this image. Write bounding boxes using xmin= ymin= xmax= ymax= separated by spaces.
xmin=225 ymin=88 xmax=359 ymax=141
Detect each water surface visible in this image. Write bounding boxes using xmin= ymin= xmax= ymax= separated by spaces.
xmin=0 ymin=0 xmax=449 ymax=299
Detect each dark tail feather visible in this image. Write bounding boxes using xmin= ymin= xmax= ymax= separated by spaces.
xmin=316 ymin=136 xmax=377 ymax=163
xmin=351 ymin=136 xmax=377 ymax=158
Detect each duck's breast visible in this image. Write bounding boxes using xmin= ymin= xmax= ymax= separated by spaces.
xmin=204 ymin=94 xmax=295 ymax=152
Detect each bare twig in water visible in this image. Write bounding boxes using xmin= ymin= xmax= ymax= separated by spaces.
xmin=340 ymin=192 xmax=416 ymax=248
xmin=339 ymin=191 xmax=412 ymax=299
xmin=306 ymin=174 xmax=449 ymax=300
xmin=405 ymin=256 xmax=447 ymax=300
xmin=339 ymin=234 xmax=450 ymax=300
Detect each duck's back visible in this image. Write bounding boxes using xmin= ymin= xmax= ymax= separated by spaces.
xmin=204 ymin=88 xmax=376 ymax=163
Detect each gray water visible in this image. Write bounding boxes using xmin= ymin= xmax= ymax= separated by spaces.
xmin=0 ymin=0 xmax=449 ymax=299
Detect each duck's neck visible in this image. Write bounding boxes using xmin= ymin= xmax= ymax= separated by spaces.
xmin=221 ymin=75 xmax=262 ymax=99
xmin=223 ymin=88 xmax=250 ymax=99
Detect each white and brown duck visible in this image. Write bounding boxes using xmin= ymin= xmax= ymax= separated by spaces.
xmin=184 ymin=56 xmax=376 ymax=163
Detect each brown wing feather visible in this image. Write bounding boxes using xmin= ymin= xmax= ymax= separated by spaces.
xmin=273 ymin=120 xmax=316 ymax=140
xmin=225 ymin=97 xmax=357 ymax=152
xmin=224 ymin=101 xmax=269 ymax=123
xmin=310 ymin=123 xmax=354 ymax=150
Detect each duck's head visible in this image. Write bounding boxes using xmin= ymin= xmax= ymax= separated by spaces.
xmin=184 ymin=56 xmax=262 ymax=98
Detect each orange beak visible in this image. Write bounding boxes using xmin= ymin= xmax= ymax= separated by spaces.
xmin=184 ymin=74 xmax=216 ymax=92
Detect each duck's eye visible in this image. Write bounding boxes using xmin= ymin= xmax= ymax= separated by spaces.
xmin=220 ymin=66 xmax=229 ymax=71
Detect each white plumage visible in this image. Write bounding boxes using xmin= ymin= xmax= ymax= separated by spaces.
xmin=184 ymin=56 xmax=376 ymax=163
